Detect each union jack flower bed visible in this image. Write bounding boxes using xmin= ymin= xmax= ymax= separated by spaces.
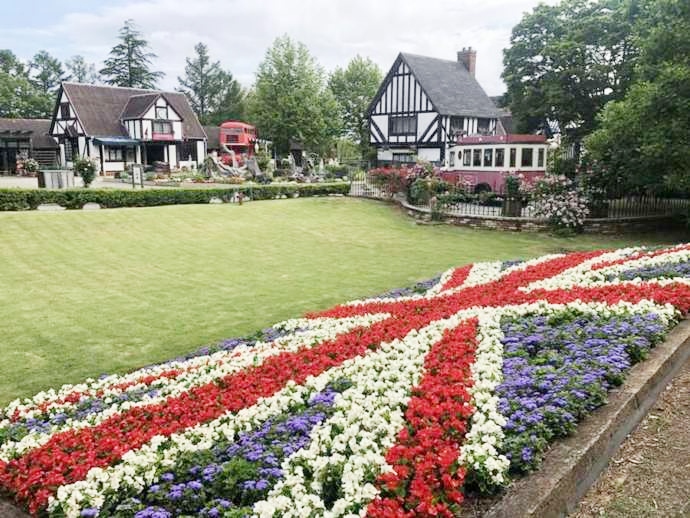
xmin=3 ymin=245 xmax=690 ymax=517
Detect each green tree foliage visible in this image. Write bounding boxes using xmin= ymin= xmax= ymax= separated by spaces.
xmin=177 ymin=43 xmax=224 ymax=124
xmin=248 ymin=35 xmax=342 ymax=156
xmin=29 ymin=50 xmax=66 ymax=93
xmin=177 ymin=43 xmax=245 ymax=125
xmin=0 ymin=49 xmax=53 ymax=117
xmin=328 ymin=56 xmax=382 ymax=156
xmin=100 ymin=20 xmax=164 ymax=89
xmin=586 ymin=0 xmax=690 ymax=192
xmin=503 ymin=0 xmax=640 ymax=141
xmin=205 ymin=71 xmax=246 ymax=125
xmin=65 ymin=55 xmax=99 ymax=84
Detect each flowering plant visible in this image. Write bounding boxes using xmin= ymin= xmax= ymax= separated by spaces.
xmin=529 ymin=175 xmax=590 ymax=231
xmin=2 ymin=245 xmax=690 ymax=517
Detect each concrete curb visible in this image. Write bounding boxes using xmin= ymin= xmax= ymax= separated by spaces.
xmin=485 ymin=318 xmax=690 ymax=518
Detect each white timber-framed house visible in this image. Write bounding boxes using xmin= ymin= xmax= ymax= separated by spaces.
xmin=368 ymin=48 xmax=505 ymax=166
xmin=50 ymin=82 xmax=207 ymax=175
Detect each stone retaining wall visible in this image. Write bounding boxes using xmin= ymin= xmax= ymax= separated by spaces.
xmin=399 ymin=200 xmax=683 ymax=233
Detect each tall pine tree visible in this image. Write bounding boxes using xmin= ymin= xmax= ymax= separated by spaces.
xmin=100 ymin=20 xmax=164 ymax=89
xmin=177 ymin=43 xmax=225 ymax=124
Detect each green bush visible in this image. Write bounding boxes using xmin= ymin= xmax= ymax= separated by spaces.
xmin=0 ymin=183 xmax=351 ymax=211
xmin=73 ymin=157 xmax=97 ymax=188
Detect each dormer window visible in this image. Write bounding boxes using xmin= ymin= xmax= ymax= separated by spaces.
xmin=153 ymin=121 xmax=173 ymax=134
xmin=155 ymin=106 xmax=168 ymax=119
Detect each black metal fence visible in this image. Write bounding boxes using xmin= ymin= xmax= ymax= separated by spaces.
xmin=347 ymin=174 xmax=690 ymax=220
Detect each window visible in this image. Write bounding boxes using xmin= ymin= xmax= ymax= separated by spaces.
xmin=509 ymin=147 xmax=517 ymax=167
xmin=153 ymin=121 xmax=173 ymax=134
xmin=106 ymin=147 xmax=123 ymax=162
xmin=521 ymin=148 xmax=533 ymax=168
xmin=472 ymin=149 xmax=481 ymax=167
xmin=389 ymin=115 xmax=417 ymax=136
xmin=450 ymin=116 xmax=464 ymax=135
xmin=483 ymin=148 xmax=493 ymax=167
xmin=60 ymin=103 xmax=70 ymax=119
xmin=495 ymin=148 xmax=505 ymax=168
xmin=538 ymin=148 xmax=545 ymax=167
xmin=477 ymin=118 xmax=491 ymax=135
xmin=181 ymin=141 xmax=198 ymax=162
xmin=155 ymin=106 xmax=168 ymax=119
xmin=392 ymin=153 xmax=415 ymax=164
xmin=463 ymin=149 xmax=471 ymax=166
xmin=449 ymin=151 xmax=455 ymax=167
xmin=64 ymin=138 xmax=76 ymax=161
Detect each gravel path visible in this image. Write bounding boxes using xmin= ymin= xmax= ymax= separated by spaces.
xmin=572 ymin=357 xmax=690 ymax=518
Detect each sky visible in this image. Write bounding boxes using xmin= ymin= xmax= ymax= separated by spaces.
xmin=0 ymin=0 xmax=555 ymax=96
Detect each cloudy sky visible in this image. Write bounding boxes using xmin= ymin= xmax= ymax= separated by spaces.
xmin=2 ymin=0 xmax=554 ymax=96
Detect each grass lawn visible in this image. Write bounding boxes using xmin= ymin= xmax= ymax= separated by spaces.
xmin=0 ymin=197 xmax=687 ymax=406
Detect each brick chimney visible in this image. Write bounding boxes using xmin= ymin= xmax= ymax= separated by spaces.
xmin=457 ymin=47 xmax=477 ymax=77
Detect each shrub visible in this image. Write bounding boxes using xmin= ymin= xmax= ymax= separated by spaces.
xmin=73 ymin=157 xmax=98 ymax=188
xmin=0 ymin=183 xmax=351 ymax=211
xmin=529 ymin=175 xmax=590 ymax=232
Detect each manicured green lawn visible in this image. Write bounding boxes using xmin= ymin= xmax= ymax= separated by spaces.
xmin=0 ymin=197 xmax=687 ymax=406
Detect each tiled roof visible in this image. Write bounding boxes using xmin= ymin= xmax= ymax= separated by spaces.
xmin=61 ymin=83 xmax=206 ymax=139
xmin=400 ymin=53 xmax=500 ymax=118
xmin=0 ymin=118 xmax=58 ymax=148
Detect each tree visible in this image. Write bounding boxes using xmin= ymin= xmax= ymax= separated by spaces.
xmin=100 ymin=20 xmax=164 ymax=88
xmin=206 ymin=71 xmax=246 ymax=124
xmin=177 ymin=43 xmax=225 ymax=124
xmin=66 ymin=55 xmax=99 ymax=84
xmin=29 ymin=50 xmax=66 ymax=93
xmin=585 ymin=0 xmax=690 ymax=192
xmin=502 ymin=0 xmax=640 ymax=142
xmin=328 ymin=55 xmax=382 ymax=157
xmin=0 ymin=49 xmax=53 ymax=118
xmin=248 ymin=35 xmax=342 ymax=156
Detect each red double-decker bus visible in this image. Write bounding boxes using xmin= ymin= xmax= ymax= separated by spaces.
xmin=219 ymin=121 xmax=257 ymax=165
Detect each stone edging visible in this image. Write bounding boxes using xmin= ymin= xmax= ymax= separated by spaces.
xmin=484 ymin=318 xmax=690 ymax=518
xmin=393 ymin=197 xmax=681 ymax=233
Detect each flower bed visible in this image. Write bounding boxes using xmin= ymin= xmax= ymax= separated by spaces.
xmin=2 ymin=245 xmax=690 ymax=517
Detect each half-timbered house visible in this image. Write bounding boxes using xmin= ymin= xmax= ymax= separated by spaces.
xmin=368 ymin=48 xmax=503 ymax=165
xmin=50 ymin=83 xmax=206 ymax=175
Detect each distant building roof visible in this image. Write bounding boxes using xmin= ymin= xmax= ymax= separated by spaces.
xmin=400 ymin=53 xmax=500 ymax=119
xmin=0 ymin=118 xmax=57 ymax=148
xmin=204 ymin=126 xmax=220 ymax=149
xmin=59 ymin=83 xmax=206 ymax=139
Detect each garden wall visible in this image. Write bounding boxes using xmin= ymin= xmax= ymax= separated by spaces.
xmin=400 ymin=200 xmax=683 ymax=233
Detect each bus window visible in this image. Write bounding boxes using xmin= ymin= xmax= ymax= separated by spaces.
xmin=473 ymin=149 xmax=481 ymax=167
xmin=495 ymin=148 xmax=505 ymax=167
xmin=521 ymin=148 xmax=533 ymax=168
xmin=463 ymin=149 xmax=471 ymax=166
xmin=449 ymin=151 xmax=455 ymax=167
xmin=538 ymin=148 xmax=545 ymax=167
xmin=509 ymin=148 xmax=517 ymax=167
xmin=483 ymin=149 xmax=493 ymax=167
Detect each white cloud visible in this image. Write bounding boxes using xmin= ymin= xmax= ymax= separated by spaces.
xmin=18 ymin=0 xmax=556 ymax=95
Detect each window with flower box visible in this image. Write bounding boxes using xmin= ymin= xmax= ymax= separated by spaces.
xmin=153 ymin=121 xmax=173 ymax=135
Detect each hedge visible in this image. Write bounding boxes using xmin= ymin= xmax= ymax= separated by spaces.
xmin=0 ymin=183 xmax=351 ymax=211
